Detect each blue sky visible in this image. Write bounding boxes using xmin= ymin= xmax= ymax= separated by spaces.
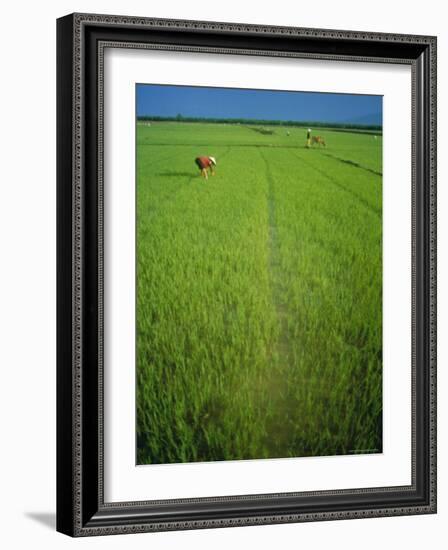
xmin=136 ymin=84 xmax=382 ymax=125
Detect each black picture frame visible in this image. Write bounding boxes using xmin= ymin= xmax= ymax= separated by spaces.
xmin=57 ymin=13 xmax=437 ymax=537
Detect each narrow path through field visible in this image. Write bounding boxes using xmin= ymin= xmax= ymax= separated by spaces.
xmin=291 ymin=149 xmax=381 ymax=217
xmin=259 ymin=148 xmax=294 ymax=455
xmin=321 ymin=151 xmax=382 ymax=176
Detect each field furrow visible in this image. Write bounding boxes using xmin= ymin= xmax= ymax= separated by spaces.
xmin=321 ymin=151 xmax=382 ymax=176
xmin=292 ymin=149 xmax=382 ymax=216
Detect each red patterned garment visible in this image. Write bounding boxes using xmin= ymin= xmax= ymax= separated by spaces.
xmin=195 ymin=156 xmax=213 ymax=169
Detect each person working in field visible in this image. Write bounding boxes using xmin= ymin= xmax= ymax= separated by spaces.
xmin=306 ymin=128 xmax=312 ymax=148
xmin=195 ymin=156 xmax=217 ymax=180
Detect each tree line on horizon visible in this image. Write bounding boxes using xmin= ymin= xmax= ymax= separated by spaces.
xmin=137 ymin=114 xmax=382 ymax=133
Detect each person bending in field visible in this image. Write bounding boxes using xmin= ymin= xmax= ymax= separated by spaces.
xmin=195 ymin=156 xmax=217 ymax=180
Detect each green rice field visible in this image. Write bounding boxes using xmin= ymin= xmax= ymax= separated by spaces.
xmin=136 ymin=122 xmax=383 ymax=465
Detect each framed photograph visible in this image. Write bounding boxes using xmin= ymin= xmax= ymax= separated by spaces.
xmin=57 ymin=13 xmax=437 ymax=537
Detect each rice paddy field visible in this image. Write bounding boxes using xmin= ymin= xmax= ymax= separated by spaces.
xmin=136 ymin=122 xmax=383 ymax=465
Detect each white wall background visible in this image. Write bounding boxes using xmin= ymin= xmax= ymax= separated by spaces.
xmin=0 ymin=1 xmax=445 ymax=548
